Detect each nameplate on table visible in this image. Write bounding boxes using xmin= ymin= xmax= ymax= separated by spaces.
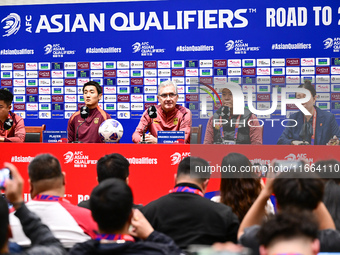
xmin=157 ymin=131 xmax=185 ymax=144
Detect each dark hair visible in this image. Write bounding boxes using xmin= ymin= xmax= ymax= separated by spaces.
xmin=28 ymin=154 xmax=62 ymax=182
xmin=220 ymin=153 xmax=261 ymax=221
xmin=314 ymin=159 xmax=340 ymax=231
xmin=258 ymin=210 xmax=318 ymax=247
xmin=0 ymin=195 xmax=9 ymax=249
xmin=273 ymin=172 xmax=324 ymax=211
xmin=83 ymin=81 xmax=102 ymax=95
xmin=97 ymin=153 xmax=130 ymax=182
xmin=298 ymin=80 xmax=316 ymax=98
xmin=90 ymin=178 xmax=133 ymax=232
xmin=323 ymin=180 xmax=340 ymax=230
xmin=0 ymin=89 xmax=13 ymax=106
xmin=177 ymin=157 xmax=211 ymax=183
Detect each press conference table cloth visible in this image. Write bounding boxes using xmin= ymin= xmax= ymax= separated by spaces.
xmin=1 ymin=144 xmax=340 ymax=205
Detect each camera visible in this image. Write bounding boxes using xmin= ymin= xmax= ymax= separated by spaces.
xmin=0 ymin=168 xmax=11 ymax=190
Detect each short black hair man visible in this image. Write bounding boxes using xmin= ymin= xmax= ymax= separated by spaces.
xmin=78 ymin=153 xmax=131 ymax=209
xmin=141 ymin=157 xmax=239 ymax=250
xmin=0 ymin=89 xmax=25 ymax=143
xmin=258 ymin=211 xmax=320 ymax=255
xmin=9 ymin=154 xmax=98 ymax=249
xmin=69 ymin=178 xmax=181 ymax=255
xmin=67 ymin=81 xmax=111 ymax=143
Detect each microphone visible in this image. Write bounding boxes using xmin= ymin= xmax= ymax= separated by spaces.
xmin=140 ymin=105 xmax=157 ymax=144
xmin=80 ymin=106 xmax=89 ymax=119
xmin=73 ymin=106 xmax=89 ymax=143
xmin=4 ymin=118 xmax=13 ymax=130
xmin=214 ymin=106 xmax=230 ymax=144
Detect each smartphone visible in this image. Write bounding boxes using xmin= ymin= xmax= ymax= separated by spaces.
xmin=0 ymin=168 xmax=11 ymax=190
xmin=274 ymin=160 xmax=303 ymax=170
xmin=271 ymin=160 xmax=304 ymax=177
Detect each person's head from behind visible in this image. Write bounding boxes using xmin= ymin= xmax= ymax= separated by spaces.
xmin=220 ymin=153 xmax=261 ymax=221
xmin=0 ymin=195 xmax=9 ymax=252
xmin=273 ymin=171 xmax=324 ymax=211
xmin=97 ymin=153 xmax=130 ymax=183
xmin=28 ymin=154 xmax=64 ymax=199
xmin=82 ymin=81 xmax=102 ymax=109
xmin=258 ymin=210 xmax=319 ymax=255
xmin=0 ymin=89 xmax=13 ymax=122
xmin=297 ymin=80 xmax=317 ymax=114
xmin=176 ymin=157 xmax=211 ymax=193
xmin=90 ymin=178 xmax=133 ymax=233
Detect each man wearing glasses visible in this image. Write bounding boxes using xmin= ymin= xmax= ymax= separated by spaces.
xmin=132 ymin=80 xmax=191 ymax=144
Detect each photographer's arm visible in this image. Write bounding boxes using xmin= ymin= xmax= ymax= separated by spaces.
xmin=314 ymin=202 xmax=335 ymax=230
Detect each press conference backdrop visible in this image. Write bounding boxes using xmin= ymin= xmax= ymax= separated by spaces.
xmin=1 ymin=0 xmax=340 ymax=144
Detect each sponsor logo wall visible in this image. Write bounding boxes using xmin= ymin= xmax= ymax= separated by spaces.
xmin=2 ymin=58 xmax=339 ymax=121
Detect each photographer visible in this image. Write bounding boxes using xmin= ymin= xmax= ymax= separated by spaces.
xmin=238 ymin=161 xmax=340 ymax=255
xmin=0 ymin=162 xmax=66 ymax=254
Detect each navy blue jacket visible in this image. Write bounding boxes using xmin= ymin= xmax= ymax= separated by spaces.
xmin=277 ymin=106 xmax=340 ymax=145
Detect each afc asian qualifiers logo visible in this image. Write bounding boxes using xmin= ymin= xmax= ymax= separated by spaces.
xmin=323 ymin=38 xmax=333 ymax=49
xmin=132 ymin=42 xmax=141 ymax=53
xmin=284 ymin=153 xmax=313 ymax=163
xmin=225 ymin=40 xmax=234 ymax=51
xmin=44 ymin=44 xmax=52 ymax=54
xmin=170 ymin=152 xmax=190 ymax=165
xmin=2 ymin=13 xmax=21 ymax=37
xmin=63 ymin=151 xmax=74 ymax=163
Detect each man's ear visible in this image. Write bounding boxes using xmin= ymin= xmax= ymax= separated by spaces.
xmin=98 ymin=93 xmax=103 ymax=101
xmin=174 ymin=173 xmax=177 ymax=185
xmin=202 ymin=179 xmax=209 ymax=192
xmin=259 ymin=245 xmax=268 ymax=255
xmin=62 ymin=172 xmax=66 ymax=186
xmin=311 ymin=239 xmax=320 ymax=255
xmin=29 ymin=179 xmax=33 ymax=195
xmin=126 ymin=177 xmax=129 ymax=185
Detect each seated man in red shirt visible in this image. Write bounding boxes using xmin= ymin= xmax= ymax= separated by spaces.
xmin=67 ymin=81 xmax=111 ymax=143
xmin=0 ymin=89 xmax=25 ymax=143
xmin=132 ymin=80 xmax=191 ymax=144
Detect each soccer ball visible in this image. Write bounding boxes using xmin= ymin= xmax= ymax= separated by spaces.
xmin=98 ymin=119 xmax=124 ymax=143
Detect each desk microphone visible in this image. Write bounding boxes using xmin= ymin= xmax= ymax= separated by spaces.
xmin=73 ymin=106 xmax=89 ymax=143
xmin=4 ymin=118 xmax=13 ymax=130
xmin=140 ymin=105 xmax=157 ymax=144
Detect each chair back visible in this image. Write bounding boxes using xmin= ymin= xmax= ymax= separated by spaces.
xmin=190 ymin=124 xmax=202 ymax=144
xmin=25 ymin=124 xmax=46 ymax=143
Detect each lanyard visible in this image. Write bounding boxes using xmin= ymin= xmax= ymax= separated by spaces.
xmin=95 ymin=233 xmax=135 ymax=243
xmin=233 ymin=115 xmax=242 ymax=142
xmin=34 ymin=194 xmax=66 ymax=202
xmin=303 ymin=109 xmax=317 ymax=145
xmin=219 ymin=115 xmax=242 ymax=142
xmin=169 ymin=186 xmax=204 ymax=197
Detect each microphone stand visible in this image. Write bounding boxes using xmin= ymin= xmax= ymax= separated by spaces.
xmin=300 ymin=116 xmax=309 ymax=145
xmin=73 ymin=119 xmax=87 ymax=143
xmin=140 ymin=123 xmax=152 ymax=144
